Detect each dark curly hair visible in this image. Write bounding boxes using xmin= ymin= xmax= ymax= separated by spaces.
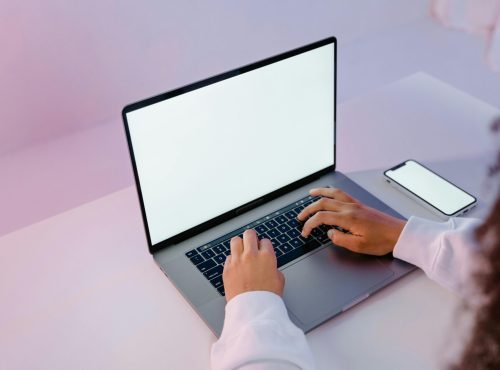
xmin=451 ymin=119 xmax=500 ymax=370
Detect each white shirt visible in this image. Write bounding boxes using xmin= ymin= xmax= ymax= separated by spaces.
xmin=210 ymin=216 xmax=482 ymax=370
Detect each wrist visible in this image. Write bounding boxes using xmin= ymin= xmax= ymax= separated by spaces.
xmin=389 ymin=219 xmax=406 ymax=252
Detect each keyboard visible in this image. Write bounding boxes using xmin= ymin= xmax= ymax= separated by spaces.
xmin=185 ymin=194 xmax=333 ymax=296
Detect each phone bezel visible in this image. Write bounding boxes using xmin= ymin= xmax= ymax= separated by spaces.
xmin=383 ymin=159 xmax=477 ymax=217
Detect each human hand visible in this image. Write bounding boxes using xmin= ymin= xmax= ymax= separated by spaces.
xmin=297 ymin=188 xmax=406 ymax=256
xmin=223 ymin=229 xmax=285 ymax=302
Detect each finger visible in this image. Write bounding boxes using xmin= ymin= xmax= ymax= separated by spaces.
xmin=230 ymin=236 xmax=244 ymax=260
xmin=222 ymin=254 xmax=232 ymax=273
xmin=297 ymin=197 xmax=345 ymax=221
xmin=301 ymin=211 xmax=351 ymax=237
xmin=259 ymin=238 xmax=275 ymax=255
xmin=278 ymin=270 xmax=285 ymax=283
xmin=259 ymin=239 xmax=278 ymax=268
xmin=242 ymin=229 xmax=259 ymax=256
xmin=276 ymin=270 xmax=285 ymax=295
xmin=222 ymin=255 xmax=232 ymax=293
xmin=278 ymin=270 xmax=285 ymax=287
xmin=309 ymin=187 xmax=359 ymax=203
xmin=328 ymin=229 xmax=362 ymax=253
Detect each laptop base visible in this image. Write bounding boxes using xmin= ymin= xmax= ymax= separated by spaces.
xmin=154 ymin=170 xmax=415 ymax=337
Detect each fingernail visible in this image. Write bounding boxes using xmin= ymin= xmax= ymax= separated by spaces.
xmin=327 ymin=229 xmax=334 ymax=238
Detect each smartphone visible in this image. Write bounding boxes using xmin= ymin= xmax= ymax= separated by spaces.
xmin=384 ymin=160 xmax=477 ymax=217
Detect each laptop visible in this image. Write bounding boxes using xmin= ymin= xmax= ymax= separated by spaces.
xmin=122 ymin=36 xmax=415 ymax=336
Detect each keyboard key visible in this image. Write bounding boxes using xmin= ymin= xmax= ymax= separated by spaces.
xmin=285 ymin=210 xmax=297 ymax=219
xmin=197 ymin=244 xmax=212 ymax=253
xmin=316 ymin=233 xmax=330 ymax=243
xmin=311 ymin=227 xmax=330 ymax=242
xmin=287 ymin=229 xmax=300 ymax=238
xmin=186 ymin=249 xmax=198 ymax=258
xmin=277 ymin=224 xmax=291 ymax=233
xmin=223 ymin=249 xmax=230 ymax=257
xmin=271 ymin=238 xmax=282 ymax=247
xmin=276 ymin=215 xmax=288 ymax=224
xmin=267 ymin=229 xmax=280 ymax=238
xmin=304 ymin=238 xmax=321 ymax=250
xmin=190 ymin=254 xmax=204 ymax=265
xmin=259 ymin=232 xmax=270 ymax=240
xmin=311 ymin=228 xmax=323 ymax=238
xmin=210 ymin=275 xmax=223 ymax=289
xmin=201 ymin=249 xmax=215 ymax=259
xmin=275 ymin=248 xmax=284 ymax=257
xmin=255 ymin=225 xmax=268 ymax=234
xmin=289 ymin=238 xmax=305 ymax=249
xmin=265 ymin=220 xmax=278 ymax=229
xmin=214 ymin=254 xmax=226 ymax=265
xmin=222 ymin=240 xmax=231 ymax=248
xmin=277 ymin=233 xmax=291 ymax=244
xmin=287 ymin=219 xmax=301 ymax=228
xmin=196 ymin=259 xmax=216 ymax=273
xmin=281 ymin=242 xmax=293 ymax=253
xmin=204 ymin=265 xmax=223 ymax=280
xmin=213 ymin=245 xmax=225 ymax=254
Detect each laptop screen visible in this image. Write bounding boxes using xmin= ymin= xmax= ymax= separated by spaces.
xmin=125 ymin=40 xmax=335 ymax=247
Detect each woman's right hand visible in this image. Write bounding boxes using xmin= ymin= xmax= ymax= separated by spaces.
xmin=297 ymin=188 xmax=406 ymax=256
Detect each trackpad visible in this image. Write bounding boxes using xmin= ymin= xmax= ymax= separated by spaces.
xmin=282 ymin=246 xmax=394 ymax=326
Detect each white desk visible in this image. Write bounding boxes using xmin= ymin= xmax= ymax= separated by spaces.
xmin=1 ymin=73 xmax=498 ymax=370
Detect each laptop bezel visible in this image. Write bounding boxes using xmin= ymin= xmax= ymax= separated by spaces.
xmin=122 ymin=36 xmax=337 ymax=254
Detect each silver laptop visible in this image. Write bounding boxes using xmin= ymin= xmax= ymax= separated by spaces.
xmin=122 ymin=37 xmax=415 ymax=336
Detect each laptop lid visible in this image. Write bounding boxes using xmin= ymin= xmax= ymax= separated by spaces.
xmin=123 ymin=37 xmax=337 ymax=254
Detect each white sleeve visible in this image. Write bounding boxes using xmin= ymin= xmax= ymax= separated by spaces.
xmin=211 ymin=291 xmax=316 ymax=370
xmin=393 ymin=216 xmax=482 ymax=296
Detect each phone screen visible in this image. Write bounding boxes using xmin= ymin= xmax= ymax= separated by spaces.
xmin=385 ymin=160 xmax=476 ymax=216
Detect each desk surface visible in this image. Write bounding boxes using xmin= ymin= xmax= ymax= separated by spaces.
xmin=1 ymin=73 xmax=498 ymax=370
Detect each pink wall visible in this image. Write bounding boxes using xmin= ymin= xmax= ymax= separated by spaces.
xmin=1 ymin=1 xmax=426 ymax=155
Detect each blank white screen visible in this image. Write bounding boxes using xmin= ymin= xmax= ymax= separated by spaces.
xmin=127 ymin=44 xmax=335 ymax=245
xmin=386 ymin=161 xmax=475 ymax=215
